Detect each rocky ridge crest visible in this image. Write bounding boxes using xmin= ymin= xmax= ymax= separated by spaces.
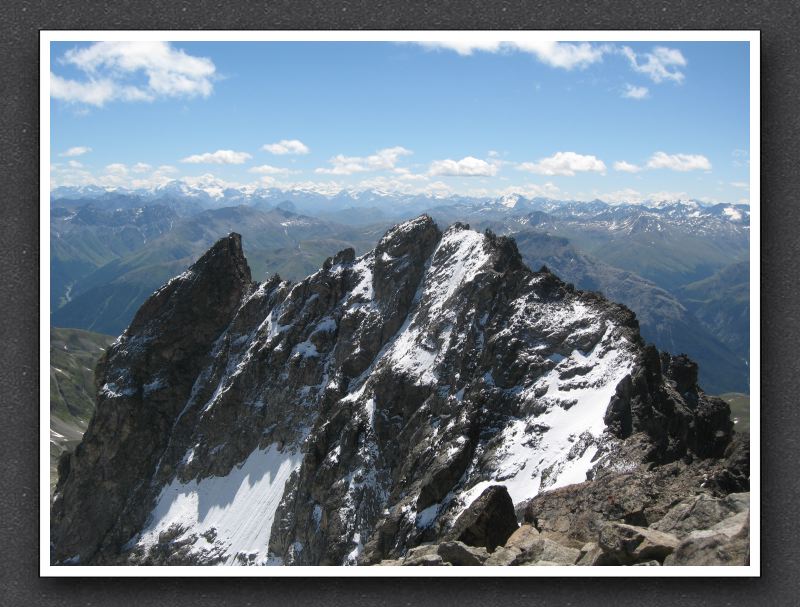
xmin=51 ymin=216 xmax=744 ymax=566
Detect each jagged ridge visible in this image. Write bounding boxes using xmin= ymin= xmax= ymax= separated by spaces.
xmin=51 ymin=216 xmax=735 ymax=566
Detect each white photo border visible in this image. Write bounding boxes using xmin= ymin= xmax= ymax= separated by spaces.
xmin=40 ymin=29 xmax=760 ymax=578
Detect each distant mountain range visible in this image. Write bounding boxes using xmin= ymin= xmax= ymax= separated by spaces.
xmin=50 ymin=184 xmax=750 ymax=394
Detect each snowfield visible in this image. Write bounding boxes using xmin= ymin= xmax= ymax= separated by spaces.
xmin=136 ymin=445 xmax=302 ymax=565
xmin=458 ymin=324 xmax=634 ymax=512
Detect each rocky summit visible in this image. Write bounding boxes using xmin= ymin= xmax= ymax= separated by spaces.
xmin=51 ymin=215 xmax=748 ymax=567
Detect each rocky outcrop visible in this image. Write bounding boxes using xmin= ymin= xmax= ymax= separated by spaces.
xmin=520 ymin=432 xmax=749 ymax=548
xmin=444 ymin=485 xmax=518 ymax=551
xmin=377 ymin=490 xmax=749 ymax=567
xmin=51 ymin=234 xmax=253 ymax=565
xmin=51 ymin=216 xmax=745 ymax=567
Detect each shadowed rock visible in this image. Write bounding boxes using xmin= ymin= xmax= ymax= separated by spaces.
xmin=446 ymin=485 xmax=518 ymax=552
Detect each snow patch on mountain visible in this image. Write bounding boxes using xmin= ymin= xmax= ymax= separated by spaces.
xmin=386 ymin=227 xmax=489 ymax=384
xmin=136 ymin=445 xmax=303 ymax=565
xmin=458 ymin=324 xmax=634 ymax=510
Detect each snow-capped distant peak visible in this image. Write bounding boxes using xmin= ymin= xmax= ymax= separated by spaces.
xmin=498 ymin=194 xmax=521 ymax=209
xmin=722 ymin=206 xmax=744 ymax=221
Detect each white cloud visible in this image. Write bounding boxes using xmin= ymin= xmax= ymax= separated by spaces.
xmin=646 ymin=151 xmax=711 ymax=172
xmin=51 ymin=42 xmax=216 ymax=107
xmin=279 ymin=179 xmax=345 ymax=196
xmin=498 ymin=182 xmax=562 ymax=199
xmin=51 ymin=160 xmax=179 ymax=190
xmin=622 ymin=83 xmax=649 ymax=99
xmin=181 ymin=149 xmax=252 ymax=164
xmin=621 ymin=46 xmax=687 ymax=84
xmin=598 ymin=188 xmax=645 ymax=204
xmin=613 ymin=160 xmax=642 ymax=173
xmin=50 ymin=74 xmax=118 ymax=106
xmin=315 ymin=146 xmax=412 ymax=175
xmin=417 ymin=40 xmax=505 ymax=56
xmin=59 ymin=146 xmax=92 ymax=157
xmin=248 ymin=164 xmax=294 ymax=175
xmin=519 ymin=152 xmax=606 ymax=176
xmin=132 ymin=162 xmax=152 ymax=174
xmin=647 ymin=190 xmax=692 ymax=202
xmin=105 ymin=163 xmax=128 ymax=175
xmin=429 ymin=156 xmax=498 ymax=177
xmin=262 ymin=139 xmax=310 ymax=155
xmin=515 ymin=41 xmax=610 ymax=70
xmin=417 ymin=41 xmax=609 ymax=70
xmin=731 ymin=181 xmax=749 ymax=189
xmin=392 ymin=167 xmax=428 ymax=181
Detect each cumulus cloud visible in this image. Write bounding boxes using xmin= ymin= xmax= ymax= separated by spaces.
xmin=613 ymin=160 xmax=642 ymax=173
xmin=598 ymin=188 xmax=645 ymax=204
xmin=416 ymin=41 xmax=610 ymax=70
xmin=519 ymin=152 xmax=606 ymax=176
xmin=646 ymin=151 xmax=711 ymax=172
xmin=392 ymin=167 xmax=428 ymax=181
xmin=315 ymin=146 xmax=412 ymax=175
xmin=621 ymin=46 xmax=687 ymax=84
xmin=51 ymin=160 xmax=179 ymax=190
xmin=622 ymin=83 xmax=649 ymax=99
xmin=50 ymin=74 xmax=118 ymax=106
xmin=278 ymin=179 xmax=345 ymax=196
xmin=59 ymin=146 xmax=92 ymax=157
xmin=104 ymin=163 xmax=128 ymax=175
xmin=262 ymin=139 xmax=310 ymax=155
xmin=181 ymin=149 xmax=252 ymax=164
xmin=51 ymin=42 xmax=216 ymax=106
xmin=647 ymin=190 xmax=693 ymax=202
xmin=353 ymin=177 xmax=454 ymax=198
xmin=248 ymin=164 xmax=294 ymax=175
xmin=428 ymin=156 xmax=498 ymax=177
xmin=497 ymin=182 xmax=562 ymax=199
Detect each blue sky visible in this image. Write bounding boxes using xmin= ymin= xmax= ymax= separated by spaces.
xmin=49 ymin=39 xmax=751 ymax=203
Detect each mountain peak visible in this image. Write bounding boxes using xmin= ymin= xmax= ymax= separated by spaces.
xmin=52 ymin=217 xmax=735 ymax=567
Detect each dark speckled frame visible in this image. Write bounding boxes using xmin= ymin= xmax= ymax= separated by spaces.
xmin=2 ymin=1 xmax=796 ymax=604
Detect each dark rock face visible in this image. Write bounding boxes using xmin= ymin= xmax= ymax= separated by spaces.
xmin=51 ymin=217 xmax=745 ymax=566
xmin=51 ymin=234 xmax=253 ymax=564
xmin=445 ymin=485 xmax=518 ymax=551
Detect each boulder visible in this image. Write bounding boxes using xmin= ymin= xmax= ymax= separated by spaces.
xmin=484 ymin=546 xmax=522 ymax=566
xmin=436 ymin=541 xmax=489 ymax=566
xmin=504 ymin=524 xmax=540 ymax=552
xmin=664 ymin=512 xmax=749 ymax=566
xmin=598 ymin=522 xmax=679 ymax=565
xmin=404 ymin=554 xmax=449 ymax=566
xmin=652 ymin=492 xmax=749 ymax=538
xmin=576 ymin=542 xmax=615 ymax=566
xmin=446 ymin=485 xmax=519 ymax=551
xmin=535 ymin=539 xmax=581 ymax=565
